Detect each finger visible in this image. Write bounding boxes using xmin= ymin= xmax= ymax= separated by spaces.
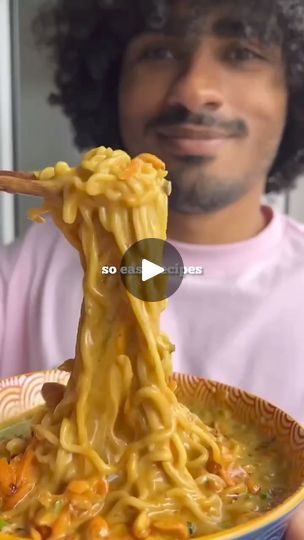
xmin=286 ymin=505 xmax=304 ymax=540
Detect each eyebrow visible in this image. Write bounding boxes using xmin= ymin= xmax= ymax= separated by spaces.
xmin=143 ymin=14 xmax=280 ymax=52
xmin=153 ymin=16 xmax=260 ymax=43
xmin=212 ymin=17 xmax=252 ymax=39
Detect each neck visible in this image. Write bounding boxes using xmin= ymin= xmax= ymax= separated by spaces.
xmin=167 ymin=188 xmax=268 ymax=245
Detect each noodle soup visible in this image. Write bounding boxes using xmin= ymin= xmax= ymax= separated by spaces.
xmin=0 ymin=148 xmax=303 ymax=540
xmin=0 ymin=374 xmax=301 ymax=540
xmin=189 ymin=402 xmax=292 ymax=530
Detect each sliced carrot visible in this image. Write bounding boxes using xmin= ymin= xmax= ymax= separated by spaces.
xmin=137 ymin=154 xmax=165 ymax=170
xmin=120 ymin=159 xmax=142 ymax=180
xmin=68 ymin=480 xmax=90 ymax=494
xmin=0 ymin=450 xmax=36 ymax=510
xmin=4 ymin=481 xmax=34 ymax=510
xmin=16 ymin=450 xmax=35 ymax=484
xmin=0 ymin=458 xmax=13 ymax=493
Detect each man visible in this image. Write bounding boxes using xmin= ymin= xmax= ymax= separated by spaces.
xmin=0 ymin=1 xmax=304 ymax=535
xmin=3 ymin=0 xmax=301 ymax=413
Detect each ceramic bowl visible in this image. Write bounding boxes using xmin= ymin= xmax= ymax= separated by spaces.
xmin=0 ymin=370 xmax=303 ymax=540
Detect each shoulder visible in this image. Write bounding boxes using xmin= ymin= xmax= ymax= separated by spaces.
xmin=281 ymin=212 xmax=304 ymax=246
xmin=0 ymin=218 xmax=79 ymax=283
xmin=275 ymin=212 xmax=304 ymax=272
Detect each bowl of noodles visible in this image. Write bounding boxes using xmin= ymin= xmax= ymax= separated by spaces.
xmin=0 ymin=146 xmax=303 ymax=540
xmin=0 ymin=369 xmax=303 ymax=540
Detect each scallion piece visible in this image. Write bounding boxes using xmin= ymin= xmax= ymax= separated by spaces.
xmin=0 ymin=518 xmax=9 ymax=531
xmin=260 ymin=491 xmax=272 ymax=500
xmin=53 ymin=500 xmax=64 ymax=513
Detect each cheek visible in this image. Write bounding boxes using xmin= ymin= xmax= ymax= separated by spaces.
xmin=241 ymin=76 xmax=287 ymax=144
xmin=119 ymin=67 xmax=174 ymax=142
xmin=119 ymin=73 xmax=145 ymax=123
xmin=254 ymin=95 xmax=286 ymax=136
xmin=240 ymin=82 xmax=287 ymax=175
xmin=119 ymin=71 xmax=156 ymax=131
xmin=119 ymin=82 xmax=150 ymax=154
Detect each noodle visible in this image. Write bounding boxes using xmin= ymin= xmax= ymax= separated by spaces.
xmin=0 ymin=147 xmax=283 ymax=539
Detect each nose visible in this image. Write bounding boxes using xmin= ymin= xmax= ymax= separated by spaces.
xmin=166 ymin=48 xmax=225 ymax=113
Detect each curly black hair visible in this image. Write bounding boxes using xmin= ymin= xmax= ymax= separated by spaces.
xmin=34 ymin=0 xmax=304 ymax=193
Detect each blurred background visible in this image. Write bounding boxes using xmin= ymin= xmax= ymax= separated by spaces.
xmin=0 ymin=0 xmax=304 ymax=245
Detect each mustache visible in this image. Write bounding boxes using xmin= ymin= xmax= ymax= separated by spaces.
xmin=149 ymin=106 xmax=248 ymax=137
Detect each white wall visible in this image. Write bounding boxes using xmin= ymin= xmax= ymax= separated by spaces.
xmin=12 ymin=0 xmax=80 ymax=237
xmin=288 ymin=178 xmax=304 ymax=221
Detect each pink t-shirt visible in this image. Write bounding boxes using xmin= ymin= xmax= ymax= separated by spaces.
xmin=0 ymin=206 xmax=303 ymax=422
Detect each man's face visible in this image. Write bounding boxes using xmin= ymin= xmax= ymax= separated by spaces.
xmin=119 ymin=9 xmax=288 ymax=214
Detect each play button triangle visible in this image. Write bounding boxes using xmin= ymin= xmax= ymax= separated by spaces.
xmin=142 ymin=259 xmax=165 ymax=282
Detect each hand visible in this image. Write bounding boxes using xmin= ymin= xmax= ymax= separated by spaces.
xmin=286 ymin=505 xmax=304 ymax=539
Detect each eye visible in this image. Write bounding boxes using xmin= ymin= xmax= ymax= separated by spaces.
xmin=138 ymin=45 xmax=177 ymax=61
xmin=226 ymin=45 xmax=264 ymax=63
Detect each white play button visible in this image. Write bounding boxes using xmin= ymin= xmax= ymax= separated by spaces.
xmin=142 ymin=258 xmax=164 ymax=282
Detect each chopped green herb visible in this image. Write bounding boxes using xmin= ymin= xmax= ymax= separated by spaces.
xmin=187 ymin=521 xmax=197 ymax=536
xmin=53 ymin=500 xmax=64 ymax=513
xmin=260 ymin=491 xmax=272 ymax=500
xmin=0 ymin=518 xmax=9 ymax=531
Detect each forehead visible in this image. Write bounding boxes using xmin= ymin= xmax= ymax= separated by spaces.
xmin=142 ymin=0 xmax=282 ymax=46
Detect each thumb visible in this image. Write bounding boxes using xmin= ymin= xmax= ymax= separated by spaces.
xmin=286 ymin=506 xmax=304 ymax=540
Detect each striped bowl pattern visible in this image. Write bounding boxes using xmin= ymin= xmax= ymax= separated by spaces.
xmin=0 ymin=369 xmax=303 ymax=539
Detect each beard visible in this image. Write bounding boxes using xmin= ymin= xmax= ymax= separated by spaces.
xmin=168 ymin=160 xmax=261 ymax=214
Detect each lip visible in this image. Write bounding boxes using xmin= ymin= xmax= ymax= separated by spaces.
xmin=155 ymin=125 xmax=233 ymax=156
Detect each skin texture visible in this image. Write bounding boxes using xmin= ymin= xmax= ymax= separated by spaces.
xmin=119 ymin=11 xmax=288 ymax=244
xmin=286 ymin=505 xmax=304 ymax=539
